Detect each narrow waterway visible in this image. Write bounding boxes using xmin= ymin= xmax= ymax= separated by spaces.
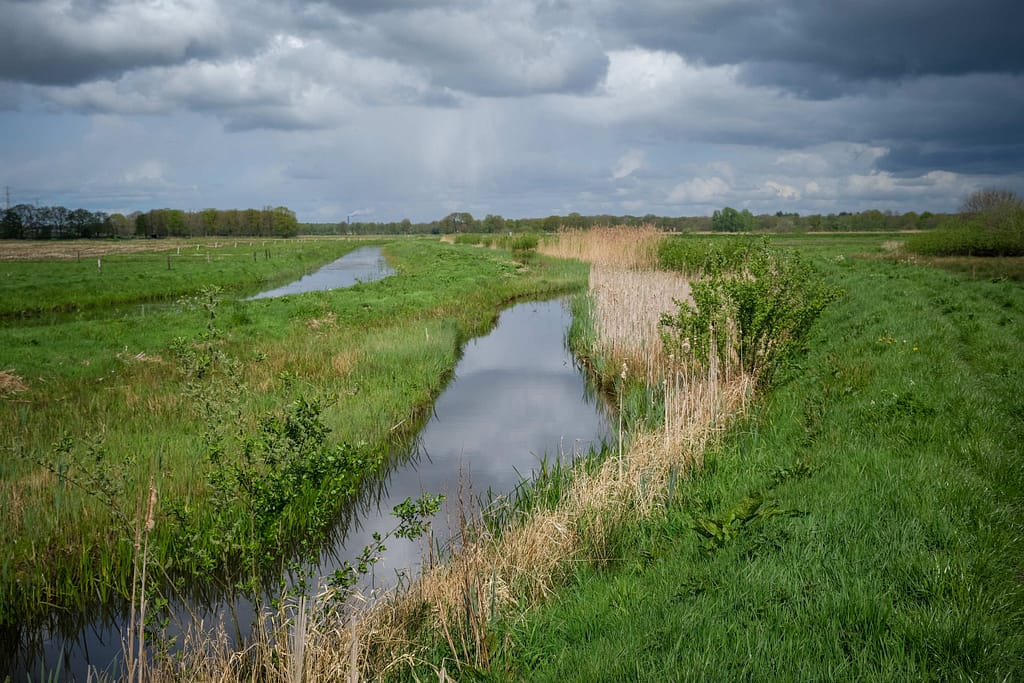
xmin=315 ymin=298 xmax=612 ymax=591
xmin=11 ymin=297 xmax=610 ymax=681
xmin=246 ymin=245 xmax=395 ymax=299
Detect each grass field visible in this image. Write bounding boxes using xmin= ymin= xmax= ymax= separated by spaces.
xmin=0 ymin=237 xmax=587 ymax=630
xmin=137 ymin=232 xmax=1022 ymax=682
xmin=488 ymin=237 xmax=1024 ymax=681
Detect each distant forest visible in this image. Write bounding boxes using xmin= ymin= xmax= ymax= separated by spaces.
xmin=310 ymin=208 xmax=946 ymax=236
xmin=1 ymin=205 xmax=299 ymax=239
xmin=2 ymin=204 xmax=947 ymax=240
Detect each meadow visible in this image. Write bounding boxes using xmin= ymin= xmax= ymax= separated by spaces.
xmin=0 ymin=237 xmax=586 ymax=634
xmin=488 ymin=234 xmax=1024 ymax=681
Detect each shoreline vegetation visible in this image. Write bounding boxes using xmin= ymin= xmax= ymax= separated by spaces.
xmin=2 ymin=225 xmax=1022 ymax=680
xmin=153 ymin=229 xmax=1021 ymax=681
xmin=0 ymin=238 xmax=586 ymax=645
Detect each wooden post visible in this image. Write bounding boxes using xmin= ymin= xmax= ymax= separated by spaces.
xmin=167 ymin=254 xmax=171 ymax=270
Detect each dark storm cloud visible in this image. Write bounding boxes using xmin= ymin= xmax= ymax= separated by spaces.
xmin=312 ymin=2 xmax=610 ymax=97
xmin=880 ymin=144 xmax=1024 ymax=176
xmin=0 ymin=0 xmax=228 ymax=86
xmin=608 ymin=0 xmax=1024 ymax=96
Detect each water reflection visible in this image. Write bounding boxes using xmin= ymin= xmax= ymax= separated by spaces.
xmin=247 ymin=246 xmax=394 ymax=299
xmin=318 ymin=299 xmax=612 ymax=590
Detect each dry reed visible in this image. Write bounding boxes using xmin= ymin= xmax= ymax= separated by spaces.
xmin=538 ymin=225 xmax=662 ymax=270
xmin=588 ymin=266 xmax=693 ymax=385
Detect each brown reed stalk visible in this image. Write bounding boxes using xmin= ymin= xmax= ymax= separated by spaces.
xmin=125 ymin=476 xmax=157 ymax=683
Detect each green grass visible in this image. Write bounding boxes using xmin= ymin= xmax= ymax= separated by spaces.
xmin=0 ymin=238 xmax=377 ymax=317
xmin=484 ymin=244 xmax=1024 ymax=681
xmin=0 ymin=238 xmax=588 ymax=628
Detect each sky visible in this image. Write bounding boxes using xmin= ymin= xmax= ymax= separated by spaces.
xmin=1 ymin=0 xmax=1022 ymax=223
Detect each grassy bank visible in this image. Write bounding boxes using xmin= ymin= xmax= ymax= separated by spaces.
xmin=0 ymin=238 xmax=378 ymax=317
xmin=0 ymin=238 xmax=586 ymax=630
xmin=496 ymin=241 xmax=1024 ymax=680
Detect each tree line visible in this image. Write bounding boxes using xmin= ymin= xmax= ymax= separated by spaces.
xmin=1 ymin=205 xmax=299 ymax=239
xmin=2 ymin=204 xmax=961 ymax=241
xmin=304 ymin=208 xmax=948 ymax=237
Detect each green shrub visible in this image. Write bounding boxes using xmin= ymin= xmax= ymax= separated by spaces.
xmin=510 ymin=232 xmax=539 ymax=254
xmin=660 ymin=244 xmax=839 ymax=382
xmin=658 ymin=235 xmax=763 ymax=276
xmin=905 ymin=207 xmax=1024 ymax=257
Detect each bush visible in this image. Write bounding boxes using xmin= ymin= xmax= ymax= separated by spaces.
xmin=660 ymin=244 xmax=839 ymax=382
xmin=658 ymin=235 xmax=764 ymax=276
xmin=510 ymin=232 xmax=539 ymax=254
xmin=905 ymin=207 xmax=1024 ymax=257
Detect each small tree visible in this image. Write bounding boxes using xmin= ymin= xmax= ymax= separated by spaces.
xmin=960 ymin=188 xmax=1022 ymax=215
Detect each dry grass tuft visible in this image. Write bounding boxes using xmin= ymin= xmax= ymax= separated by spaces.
xmin=307 ymin=312 xmax=338 ymax=331
xmin=0 ymin=368 xmax=29 ymax=395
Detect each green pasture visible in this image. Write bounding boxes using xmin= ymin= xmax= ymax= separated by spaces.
xmin=488 ymin=237 xmax=1024 ymax=681
xmin=0 ymin=238 xmax=586 ymax=627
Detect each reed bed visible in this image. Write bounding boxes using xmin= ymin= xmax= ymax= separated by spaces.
xmin=587 ymin=266 xmax=693 ymax=385
xmin=538 ymin=225 xmax=662 ymax=270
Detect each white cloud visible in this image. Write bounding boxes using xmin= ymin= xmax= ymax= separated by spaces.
xmin=764 ymin=180 xmax=800 ymax=200
xmin=612 ymin=149 xmax=645 ymax=179
xmin=667 ymin=176 xmax=730 ymax=204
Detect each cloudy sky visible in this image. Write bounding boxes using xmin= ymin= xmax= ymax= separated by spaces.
xmin=1 ymin=0 xmax=1022 ymax=223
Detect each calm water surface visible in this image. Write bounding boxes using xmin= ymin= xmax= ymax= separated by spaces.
xmin=9 ymin=297 xmax=610 ymax=681
xmin=247 ymin=246 xmax=394 ymax=299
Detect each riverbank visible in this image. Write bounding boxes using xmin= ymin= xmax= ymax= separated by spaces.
xmin=0 ymin=238 xmax=587 ymax=660
xmin=492 ymin=239 xmax=1024 ymax=679
xmin=201 ymin=231 xmax=1018 ymax=681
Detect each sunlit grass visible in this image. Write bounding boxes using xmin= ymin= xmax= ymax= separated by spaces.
xmin=497 ymin=242 xmax=1024 ymax=681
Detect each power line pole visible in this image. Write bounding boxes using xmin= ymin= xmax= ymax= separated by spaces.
xmin=4 ymin=186 xmax=9 ymax=211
